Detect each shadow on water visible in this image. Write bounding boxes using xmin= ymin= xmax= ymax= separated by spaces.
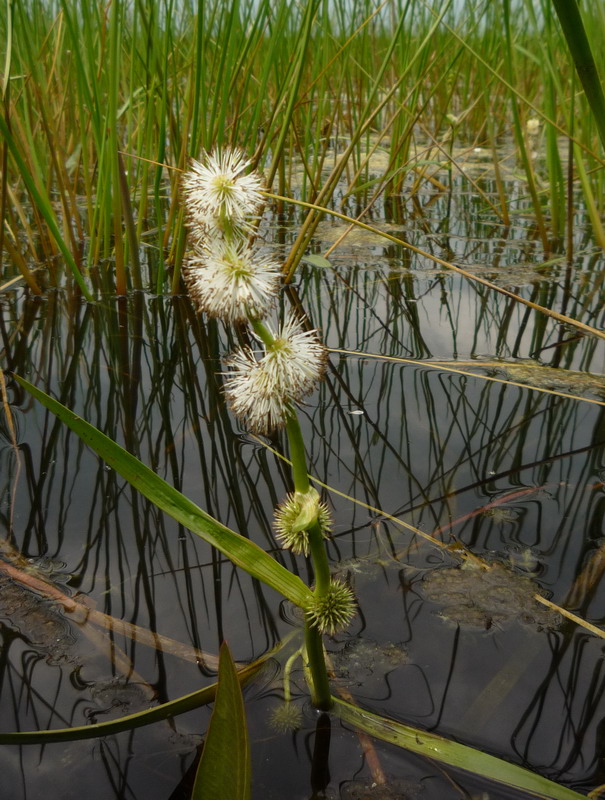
xmin=2 ymin=179 xmax=605 ymax=798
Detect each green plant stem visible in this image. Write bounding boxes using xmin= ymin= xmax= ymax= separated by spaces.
xmin=282 ymin=649 xmax=302 ymax=703
xmin=249 ymin=316 xmax=275 ymax=349
xmin=307 ymin=520 xmax=331 ymax=595
xmin=284 ymin=415 xmax=311 ymax=494
xmin=304 ymin=621 xmax=332 ymax=711
xmin=248 ymin=317 xmax=332 ymax=709
xmin=284 ymin=413 xmax=332 ymax=710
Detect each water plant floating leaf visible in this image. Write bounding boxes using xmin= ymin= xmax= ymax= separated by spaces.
xmin=12 ymin=374 xmax=312 ymax=609
xmin=192 ymin=642 xmax=251 ymax=800
xmin=301 ymin=254 xmax=333 ymax=269
xmin=332 ymin=698 xmax=587 ymax=800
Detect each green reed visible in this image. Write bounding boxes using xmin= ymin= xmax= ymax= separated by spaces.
xmin=2 ymin=0 xmax=604 ymax=295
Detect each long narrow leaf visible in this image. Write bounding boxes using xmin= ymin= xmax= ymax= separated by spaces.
xmin=332 ymin=698 xmax=587 ymax=800
xmin=0 ymin=642 xmax=284 ymax=744
xmin=551 ymin=0 xmax=605 ymax=152
xmin=193 ymin=642 xmax=251 ymax=800
xmin=13 ymin=374 xmax=312 ymax=608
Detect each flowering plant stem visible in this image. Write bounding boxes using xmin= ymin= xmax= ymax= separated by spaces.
xmin=304 ymin=623 xmax=332 ymax=711
xmin=250 ymin=318 xmax=332 ymax=708
xmin=285 ymin=414 xmax=333 ymax=709
xmin=180 ymin=151 xmax=341 ymax=710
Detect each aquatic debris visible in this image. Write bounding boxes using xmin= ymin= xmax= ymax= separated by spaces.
xmin=505 ymin=545 xmax=542 ymax=574
xmin=421 ymin=561 xmax=561 ymax=631
xmin=0 ymin=572 xmax=78 ymax=665
xmin=488 ymin=359 xmax=605 ymax=398
xmin=483 ymin=507 xmax=518 ymax=524
xmin=331 ymin=638 xmax=407 ymax=687
xmin=88 ymin=679 xmax=151 ymax=718
xmin=341 ymin=778 xmax=421 ymax=799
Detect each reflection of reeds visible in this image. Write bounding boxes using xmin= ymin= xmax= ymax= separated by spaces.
xmin=3 ymin=267 xmax=605 ymax=788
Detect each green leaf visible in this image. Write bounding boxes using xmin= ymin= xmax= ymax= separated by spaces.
xmin=193 ymin=642 xmax=251 ymax=800
xmin=13 ymin=374 xmax=312 ymax=608
xmin=551 ymin=0 xmax=605 ymax=152
xmin=302 ymin=254 xmax=333 ymax=269
xmin=0 ymin=651 xmax=267 ymax=744
xmin=332 ymin=698 xmax=586 ymax=800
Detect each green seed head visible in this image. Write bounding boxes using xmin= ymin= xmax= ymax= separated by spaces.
xmin=274 ymin=489 xmax=332 ymax=555
xmin=269 ymin=701 xmax=303 ymax=733
xmin=305 ymin=579 xmax=356 ymax=635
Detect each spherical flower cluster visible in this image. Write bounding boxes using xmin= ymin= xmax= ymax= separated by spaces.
xmin=262 ymin=315 xmax=328 ymax=400
xmin=223 ymin=347 xmax=292 ymax=434
xmin=182 ymin=149 xmax=264 ymax=231
xmin=183 ymin=238 xmax=281 ymax=323
xmin=274 ymin=490 xmax=332 ymax=556
xmin=268 ymin=701 xmax=303 ymax=733
xmin=305 ymin=579 xmax=356 ymax=635
xmin=222 ymin=314 xmax=327 ymax=434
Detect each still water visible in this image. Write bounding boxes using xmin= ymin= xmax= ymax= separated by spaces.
xmin=1 ymin=177 xmax=605 ymax=798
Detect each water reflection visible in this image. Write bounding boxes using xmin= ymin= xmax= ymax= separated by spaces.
xmin=1 ymin=187 xmax=605 ymax=796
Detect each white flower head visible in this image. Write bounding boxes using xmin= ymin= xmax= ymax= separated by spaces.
xmin=222 ymin=313 xmax=328 ymax=434
xmin=262 ymin=313 xmax=328 ymax=402
xmin=183 ymin=238 xmax=281 ymax=322
xmin=223 ymin=347 xmax=293 ymax=434
xmin=182 ymin=148 xmax=264 ymax=228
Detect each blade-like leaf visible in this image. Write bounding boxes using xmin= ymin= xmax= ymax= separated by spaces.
xmin=0 ymin=650 xmax=270 ymax=744
xmin=13 ymin=374 xmax=312 ymax=608
xmin=551 ymin=0 xmax=605 ymax=152
xmin=332 ymin=698 xmax=586 ymax=800
xmin=193 ymin=642 xmax=251 ymax=800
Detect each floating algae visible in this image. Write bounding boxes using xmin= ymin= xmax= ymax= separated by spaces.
xmin=421 ymin=561 xmax=561 ymax=631
xmin=331 ymin=638 xmax=408 ymax=687
xmin=0 ymin=570 xmax=78 ymax=665
xmin=488 ymin=359 xmax=605 ymax=398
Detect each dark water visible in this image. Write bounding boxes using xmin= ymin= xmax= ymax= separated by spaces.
xmin=2 ymin=178 xmax=605 ymax=799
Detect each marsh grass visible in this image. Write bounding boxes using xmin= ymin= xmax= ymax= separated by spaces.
xmin=1 ymin=0 xmax=604 ymax=294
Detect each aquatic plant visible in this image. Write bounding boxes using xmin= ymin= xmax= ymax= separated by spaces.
xmin=180 ymin=147 xmax=355 ymax=708
xmin=5 ymin=146 xmax=596 ymax=798
xmin=3 ymin=0 xmax=605 ymax=794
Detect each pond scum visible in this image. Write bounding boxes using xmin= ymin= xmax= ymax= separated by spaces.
xmin=1 ymin=1 xmax=605 ymax=799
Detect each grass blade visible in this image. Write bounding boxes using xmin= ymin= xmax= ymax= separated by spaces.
xmin=0 ymin=112 xmax=94 ymax=301
xmin=332 ymin=698 xmax=587 ymax=800
xmin=551 ymin=0 xmax=605 ymax=152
